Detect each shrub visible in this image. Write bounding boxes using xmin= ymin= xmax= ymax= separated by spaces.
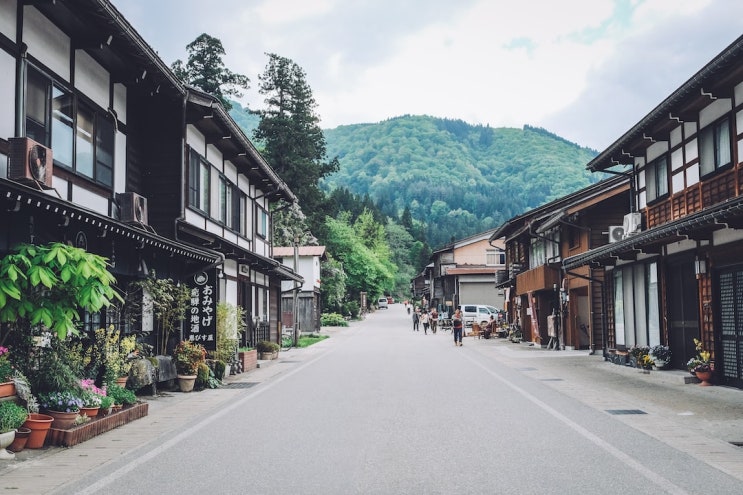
xmin=320 ymin=313 xmax=349 ymax=327
xmin=0 ymin=401 xmax=28 ymax=433
xmin=256 ymin=341 xmax=280 ymax=353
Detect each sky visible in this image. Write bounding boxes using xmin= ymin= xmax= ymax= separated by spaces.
xmin=113 ymin=0 xmax=743 ymax=151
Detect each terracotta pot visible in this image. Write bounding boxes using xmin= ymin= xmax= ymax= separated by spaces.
xmin=22 ymin=413 xmax=54 ymax=449
xmin=177 ymin=374 xmax=197 ymax=393
xmin=115 ymin=376 xmax=129 ymax=387
xmin=80 ymin=406 xmax=100 ymax=418
xmin=0 ymin=381 xmax=16 ymax=398
xmin=8 ymin=427 xmax=31 ymax=452
xmin=695 ymin=370 xmax=713 ymax=386
xmin=45 ymin=410 xmax=78 ymax=429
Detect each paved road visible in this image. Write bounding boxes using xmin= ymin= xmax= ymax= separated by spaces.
xmin=3 ymin=304 xmax=743 ymax=494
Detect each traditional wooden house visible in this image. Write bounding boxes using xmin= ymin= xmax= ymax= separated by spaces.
xmin=429 ymin=229 xmax=504 ymax=315
xmin=491 ymin=176 xmax=630 ymax=350
xmin=0 ymin=0 xmax=299 ymax=353
xmin=273 ymin=245 xmax=326 ymax=334
xmin=563 ymin=35 xmax=743 ymax=387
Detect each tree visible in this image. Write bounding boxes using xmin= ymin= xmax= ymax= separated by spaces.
xmin=171 ymin=33 xmax=249 ymax=111
xmin=253 ymin=53 xmax=338 ymax=236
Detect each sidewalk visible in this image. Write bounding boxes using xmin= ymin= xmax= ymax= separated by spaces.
xmin=470 ymin=335 xmax=743 ymax=482
xmin=0 ymin=343 xmax=317 ymax=494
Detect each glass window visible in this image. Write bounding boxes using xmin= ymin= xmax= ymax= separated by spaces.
xmin=257 ymin=207 xmax=268 ymax=238
xmin=26 ymin=70 xmax=49 ymax=145
xmin=51 ymin=85 xmax=73 ymax=167
xmin=188 ymin=150 xmax=210 ymax=214
xmin=646 ymin=155 xmax=668 ymax=202
xmin=95 ymin=116 xmax=114 ymax=187
xmin=75 ymin=105 xmax=95 ymax=178
xmin=699 ymin=117 xmax=732 ymax=176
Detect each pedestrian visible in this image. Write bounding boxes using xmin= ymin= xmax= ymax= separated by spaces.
xmin=412 ymin=309 xmax=420 ymax=331
xmin=430 ymin=307 xmax=438 ymax=333
xmin=452 ymin=308 xmax=463 ymax=346
xmin=421 ymin=310 xmax=430 ymax=334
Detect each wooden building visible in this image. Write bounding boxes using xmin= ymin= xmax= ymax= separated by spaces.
xmin=563 ymin=35 xmax=743 ymax=387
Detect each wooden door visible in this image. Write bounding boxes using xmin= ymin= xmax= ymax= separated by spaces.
xmin=666 ymin=259 xmax=698 ymax=370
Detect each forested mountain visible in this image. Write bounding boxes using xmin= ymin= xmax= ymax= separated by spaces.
xmin=322 ymin=116 xmax=601 ymax=248
xmin=230 ymin=104 xmax=601 ymax=249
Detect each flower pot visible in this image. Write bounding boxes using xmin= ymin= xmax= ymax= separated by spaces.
xmin=177 ymin=374 xmax=197 ymax=393
xmin=0 ymin=381 xmax=16 ymax=398
xmin=45 ymin=410 xmax=78 ymax=429
xmin=8 ymin=427 xmax=31 ymax=452
xmin=695 ymin=370 xmax=713 ymax=386
xmin=80 ymin=406 xmax=100 ymax=418
xmin=22 ymin=413 xmax=54 ymax=449
xmin=0 ymin=430 xmax=15 ymax=460
xmin=115 ymin=376 xmax=129 ymax=387
xmin=259 ymin=352 xmax=273 ymax=360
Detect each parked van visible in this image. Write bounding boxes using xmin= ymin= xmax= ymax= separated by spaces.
xmin=459 ymin=304 xmax=499 ymax=327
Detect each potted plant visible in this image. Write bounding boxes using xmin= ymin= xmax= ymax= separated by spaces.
xmin=0 ymin=401 xmax=28 ymax=459
xmin=649 ymin=344 xmax=672 ymax=369
xmin=0 ymin=346 xmax=14 ymax=398
xmin=687 ymin=338 xmax=713 ymax=385
xmin=98 ymin=394 xmax=115 ymax=416
xmin=256 ymin=340 xmax=280 ymax=360
xmin=173 ymin=340 xmax=206 ymax=392
xmin=38 ymin=390 xmax=83 ymax=429
xmin=628 ymin=345 xmax=650 ymax=368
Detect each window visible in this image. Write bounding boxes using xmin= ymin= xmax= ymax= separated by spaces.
xmin=699 ymin=117 xmax=731 ymax=176
xmin=613 ymin=262 xmax=660 ymax=348
xmin=218 ymin=176 xmax=242 ymax=230
xmin=25 ymin=66 xmax=114 ymax=187
xmin=188 ymin=149 xmax=210 ymax=214
xmin=529 ymin=229 xmax=559 ymax=269
xmin=645 ymin=155 xmax=668 ymax=203
xmin=257 ymin=207 xmax=268 ymax=238
xmin=486 ymin=249 xmax=505 ymax=265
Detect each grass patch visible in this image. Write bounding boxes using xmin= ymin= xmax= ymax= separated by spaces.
xmin=297 ymin=334 xmax=329 ymax=348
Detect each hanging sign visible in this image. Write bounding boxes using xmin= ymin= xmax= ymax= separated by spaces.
xmin=186 ymin=269 xmax=217 ymax=350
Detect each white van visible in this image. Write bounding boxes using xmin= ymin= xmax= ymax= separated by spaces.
xmin=459 ymin=304 xmax=499 ymax=327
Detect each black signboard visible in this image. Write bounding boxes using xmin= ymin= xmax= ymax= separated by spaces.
xmin=186 ymin=269 xmax=217 ymax=351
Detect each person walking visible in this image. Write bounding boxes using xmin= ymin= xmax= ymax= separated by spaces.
xmin=452 ymin=308 xmax=463 ymax=346
xmin=430 ymin=307 xmax=438 ymax=334
xmin=412 ymin=309 xmax=420 ymax=331
xmin=421 ymin=310 xmax=430 ymax=334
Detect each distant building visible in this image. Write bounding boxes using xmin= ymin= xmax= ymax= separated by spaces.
xmin=273 ymin=246 xmax=327 ymax=334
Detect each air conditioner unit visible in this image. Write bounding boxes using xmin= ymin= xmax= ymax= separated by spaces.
xmin=608 ymin=225 xmax=625 ymax=243
xmin=8 ymin=137 xmax=53 ymax=187
xmin=622 ymin=212 xmax=642 ymax=237
xmin=117 ymin=192 xmax=148 ymax=225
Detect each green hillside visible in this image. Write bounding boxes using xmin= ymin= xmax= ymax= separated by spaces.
xmin=229 ymin=104 xmax=601 ymax=249
xmin=322 ymin=116 xmax=600 ymax=248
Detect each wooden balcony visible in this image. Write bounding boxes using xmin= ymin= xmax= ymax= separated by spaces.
xmin=515 ymin=264 xmax=559 ymax=295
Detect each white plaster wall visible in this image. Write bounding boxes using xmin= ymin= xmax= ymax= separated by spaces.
xmin=72 ymin=184 xmax=109 ymax=215
xmin=74 ymin=50 xmax=109 ymax=110
xmin=223 ymin=258 xmax=237 ymax=277
xmin=0 ymin=0 xmax=17 ymax=41
xmin=646 ymin=141 xmax=668 ymax=163
xmin=734 ymin=81 xmax=743 ymax=107
xmin=23 ymin=7 xmax=70 ymax=81
xmin=224 ymin=161 xmax=237 ymax=182
xmin=206 ymin=143 xmax=221 ymax=166
xmin=0 ymin=50 xmax=15 ymax=140
xmin=113 ymin=83 xmax=127 ymax=125
xmin=699 ymin=98 xmax=732 ymax=129
xmin=186 ymin=125 xmax=206 ymax=153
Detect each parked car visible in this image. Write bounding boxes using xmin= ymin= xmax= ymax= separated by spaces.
xmin=459 ymin=304 xmax=499 ymax=327
xmin=378 ymin=298 xmax=389 ymax=309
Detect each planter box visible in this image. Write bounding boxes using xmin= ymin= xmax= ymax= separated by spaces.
xmin=239 ymin=350 xmax=257 ymax=371
xmin=607 ymin=352 xmax=628 ymax=366
xmin=46 ymin=402 xmax=148 ymax=447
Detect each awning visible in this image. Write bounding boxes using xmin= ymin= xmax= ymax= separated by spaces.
xmin=562 ymin=196 xmax=743 ymax=270
xmin=1 ymin=179 xmax=221 ymax=263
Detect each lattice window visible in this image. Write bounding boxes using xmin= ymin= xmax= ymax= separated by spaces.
xmin=701 ymin=171 xmax=735 ymax=205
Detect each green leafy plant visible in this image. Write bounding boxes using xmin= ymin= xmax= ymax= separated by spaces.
xmin=99 ymin=394 xmax=114 ymax=410
xmin=0 ymin=401 xmax=28 ymax=433
xmin=320 ymin=313 xmax=349 ymax=327
xmin=173 ymin=340 xmax=206 ymax=375
xmin=297 ymin=334 xmax=328 ymax=348
xmin=106 ymin=384 xmax=136 ymax=405
xmin=649 ymin=344 xmax=672 ymax=363
xmin=0 ymin=242 xmax=123 ymax=340
xmin=256 ymin=340 xmax=279 ymax=354
xmin=0 ymin=345 xmax=12 ymax=382
xmin=127 ymin=273 xmax=190 ymax=355
xmin=215 ymin=302 xmax=245 ymax=365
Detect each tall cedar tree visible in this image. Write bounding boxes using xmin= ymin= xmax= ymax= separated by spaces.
xmin=171 ymin=34 xmax=250 ymax=111
xmin=253 ymin=53 xmax=339 ymax=237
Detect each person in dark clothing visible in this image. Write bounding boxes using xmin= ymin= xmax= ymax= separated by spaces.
xmin=412 ymin=309 xmax=420 ymax=331
xmin=452 ymin=309 xmax=463 ymax=346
